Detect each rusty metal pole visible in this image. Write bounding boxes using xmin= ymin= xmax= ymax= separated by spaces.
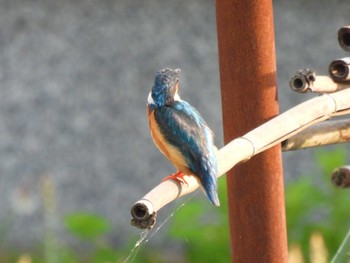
xmin=216 ymin=0 xmax=288 ymax=262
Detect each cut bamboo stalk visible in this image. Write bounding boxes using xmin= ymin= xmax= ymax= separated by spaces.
xmin=131 ymin=80 xmax=350 ymax=230
xmin=329 ymin=57 xmax=350 ymax=82
xmin=331 ymin=166 xmax=350 ymax=188
xmin=338 ymin=26 xmax=350 ymax=52
xmin=282 ymin=119 xmax=350 ymax=151
xmin=290 ymin=69 xmax=349 ymax=93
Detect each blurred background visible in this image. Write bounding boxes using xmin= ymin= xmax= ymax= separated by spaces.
xmin=0 ymin=0 xmax=349 ymax=262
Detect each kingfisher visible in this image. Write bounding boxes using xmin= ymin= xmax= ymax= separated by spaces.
xmin=146 ymin=68 xmax=220 ymax=206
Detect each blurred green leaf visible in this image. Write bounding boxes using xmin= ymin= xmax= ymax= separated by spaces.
xmin=93 ymin=247 xmax=119 ymax=263
xmin=64 ymin=212 xmax=111 ymax=240
xmin=315 ymin=147 xmax=347 ymax=176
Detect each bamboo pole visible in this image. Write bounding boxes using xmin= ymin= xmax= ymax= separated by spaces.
xmin=282 ymin=119 xmax=350 ymax=151
xmin=131 ymin=84 xmax=350 ymax=230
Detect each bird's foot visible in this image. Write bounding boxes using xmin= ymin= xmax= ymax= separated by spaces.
xmin=162 ymin=171 xmax=188 ymax=186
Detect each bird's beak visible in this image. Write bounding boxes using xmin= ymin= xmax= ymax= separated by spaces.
xmin=175 ymin=81 xmax=179 ymax=93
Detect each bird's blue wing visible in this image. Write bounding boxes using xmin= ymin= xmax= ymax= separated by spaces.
xmin=154 ymin=100 xmax=219 ymax=206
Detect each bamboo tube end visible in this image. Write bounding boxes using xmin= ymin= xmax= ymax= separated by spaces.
xmin=329 ymin=58 xmax=350 ymax=82
xmin=130 ymin=199 xmax=156 ymax=229
xmin=331 ymin=166 xmax=350 ymax=188
xmin=338 ymin=26 xmax=350 ymax=52
xmin=289 ymin=69 xmax=316 ymax=93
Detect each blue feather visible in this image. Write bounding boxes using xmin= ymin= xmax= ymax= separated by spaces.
xmin=153 ymin=100 xmax=220 ymax=206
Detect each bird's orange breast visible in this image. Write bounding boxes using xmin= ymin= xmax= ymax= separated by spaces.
xmin=147 ymin=107 xmax=192 ymax=175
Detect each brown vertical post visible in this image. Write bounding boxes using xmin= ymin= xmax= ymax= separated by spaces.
xmin=216 ymin=0 xmax=288 ymax=262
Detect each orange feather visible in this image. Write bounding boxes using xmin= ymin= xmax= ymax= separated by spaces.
xmin=147 ymin=107 xmax=193 ymax=176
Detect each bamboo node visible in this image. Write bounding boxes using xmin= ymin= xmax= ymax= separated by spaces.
xmin=324 ymin=94 xmax=338 ymax=113
xmin=239 ymin=136 xmax=256 ymax=156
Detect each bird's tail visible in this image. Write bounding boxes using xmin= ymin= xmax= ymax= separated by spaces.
xmin=199 ymin=166 xmax=220 ymax=206
xmin=203 ymin=180 xmax=220 ymax=206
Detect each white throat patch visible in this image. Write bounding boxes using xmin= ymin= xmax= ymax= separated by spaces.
xmin=174 ymin=93 xmax=181 ymax=101
xmin=147 ymin=92 xmax=155 ymax=105
xmin=147 ymin=91 xmax=181 ymax=105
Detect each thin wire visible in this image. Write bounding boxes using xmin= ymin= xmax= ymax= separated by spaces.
xmin=122 ymin=229 xmax=149 ymax=263
xmin=331 ymin=226 xmax=350 ymax=263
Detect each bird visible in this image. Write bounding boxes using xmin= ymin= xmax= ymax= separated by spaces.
xmin=146 ymin=68 xmax=220 ymax=206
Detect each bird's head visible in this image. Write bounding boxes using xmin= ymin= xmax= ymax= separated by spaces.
xmin=148 ymin=68 xmax=181 ymax=108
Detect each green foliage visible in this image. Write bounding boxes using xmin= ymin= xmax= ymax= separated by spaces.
xmin=286 ymin=147 xmax=350 ymax=262
xmin=63 ymin=212 xmax=157 ymax=263
xmin=64 ymin=212 xmax=111 ymax=240
xmin=63 ymin=212 xmax=127 ymax=262
xmin=168 ymin=179 xmax=231 ymax=263
xmin=92 ymin=247 xmax=120 ymax=263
